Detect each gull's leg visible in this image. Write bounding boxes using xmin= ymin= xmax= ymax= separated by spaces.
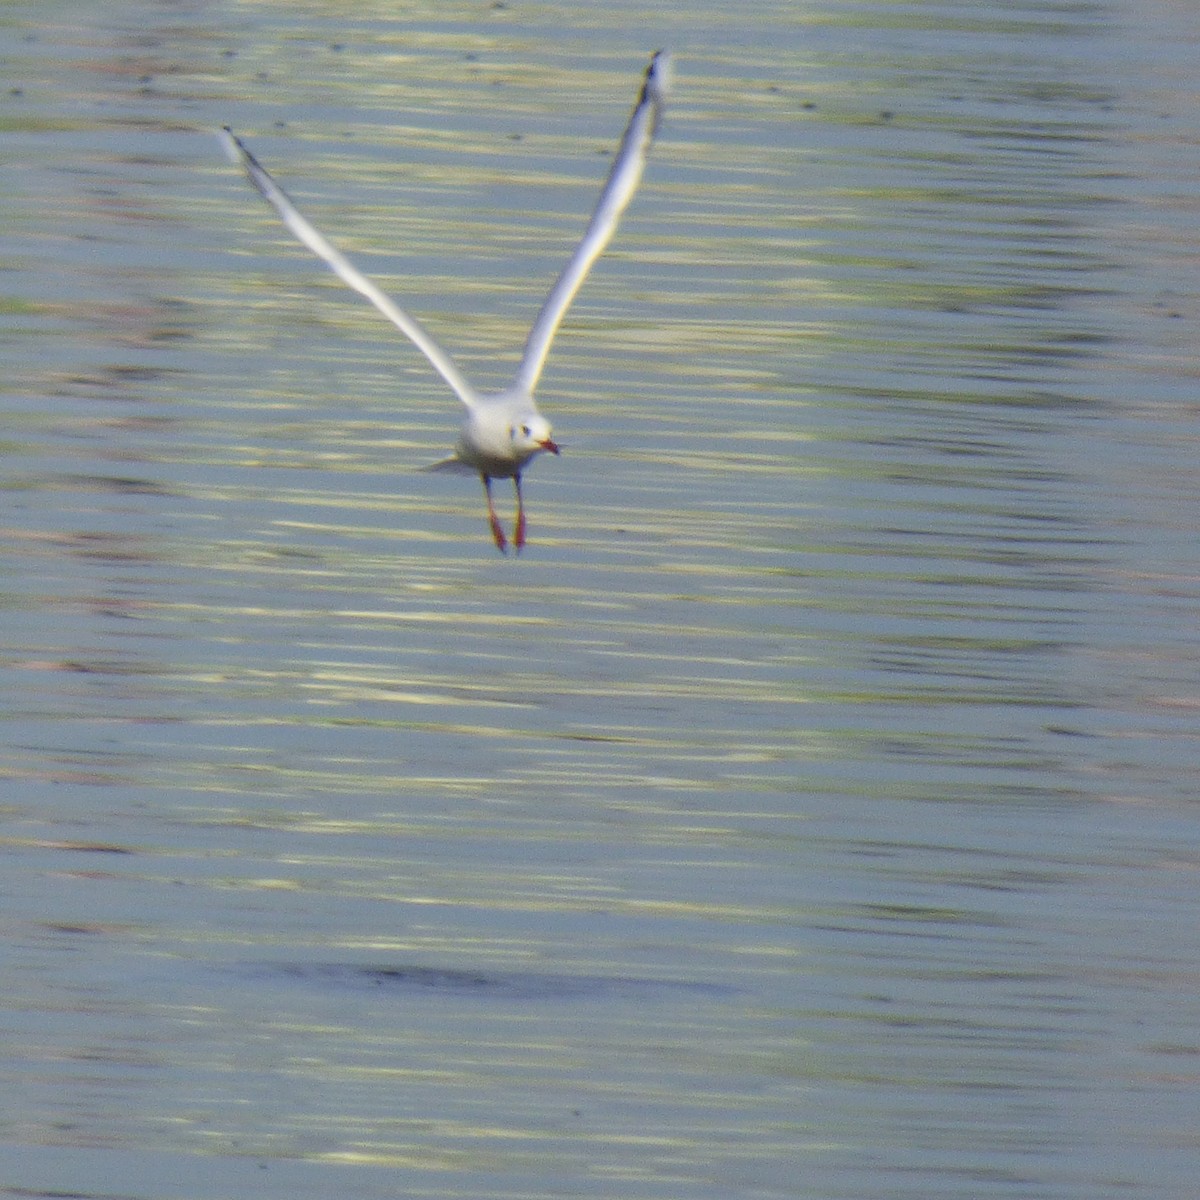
xmin=513 ymin=473 xmax=527 ymax=552
xmin=482 ymin=475 xmax=508 ymax=553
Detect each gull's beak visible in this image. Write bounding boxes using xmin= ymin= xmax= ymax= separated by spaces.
xmin=539 ymin=438 xmax=561 ymax=455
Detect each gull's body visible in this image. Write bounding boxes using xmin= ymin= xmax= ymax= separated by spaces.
xmin=220 ymin=51 xmax=670 ymax=552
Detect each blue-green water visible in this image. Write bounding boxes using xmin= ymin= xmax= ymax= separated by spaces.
xmin=3 ymin=2 xmax=1200 ymax=1197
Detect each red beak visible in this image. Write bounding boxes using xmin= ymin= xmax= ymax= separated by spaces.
xmin=539 ymin=438 xmax=561 ymax=455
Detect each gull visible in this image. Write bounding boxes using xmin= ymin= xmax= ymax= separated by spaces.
xmin=220 ymin=51 xmax=670 ymax=552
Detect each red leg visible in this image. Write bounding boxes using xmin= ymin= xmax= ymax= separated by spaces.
xmin=482 ymin=475 xmax=507 ymax=553
xmin=513 ymin=473 xmax=526 ymax=552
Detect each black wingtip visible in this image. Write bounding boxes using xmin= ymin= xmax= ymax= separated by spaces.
xmin=217 ymin=125 xmax=245 ymax=166
xmin=643 ymin=50 xmax=672 ymax=104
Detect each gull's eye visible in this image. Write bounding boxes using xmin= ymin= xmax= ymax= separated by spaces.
xmin=519 ymin=424 xmax=532 ymax=438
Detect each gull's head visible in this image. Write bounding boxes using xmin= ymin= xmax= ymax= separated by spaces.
xmin=510 ymin=414 xmax=560 ymax=461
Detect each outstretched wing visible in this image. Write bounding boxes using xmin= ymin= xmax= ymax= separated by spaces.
xmin=512 ymin=51 xmax=671 ymax=397
xmin=219 ymin=126 xmax=479 ymax=410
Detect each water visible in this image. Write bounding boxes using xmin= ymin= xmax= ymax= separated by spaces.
xmin=3 ymin=1 xmax=1200 ymax=1197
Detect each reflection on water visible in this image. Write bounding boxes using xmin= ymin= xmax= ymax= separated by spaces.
xmin=4 ymin=1 xmax=1200 ymax=1198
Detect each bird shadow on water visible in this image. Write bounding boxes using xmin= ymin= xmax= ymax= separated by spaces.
xmin=236 ymin=960 xmax=738 ymax=1004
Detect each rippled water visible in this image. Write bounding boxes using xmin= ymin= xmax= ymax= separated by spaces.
xmin=4 ymin=1 xmax=1200 ymax=1197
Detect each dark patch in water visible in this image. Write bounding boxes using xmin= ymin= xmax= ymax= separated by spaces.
xmin=251 ymin=961 xmax=734 ymax=1003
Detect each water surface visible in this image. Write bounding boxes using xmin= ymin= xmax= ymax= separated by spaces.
xmin=3 ymin=1 xmax=1200 ymax=1198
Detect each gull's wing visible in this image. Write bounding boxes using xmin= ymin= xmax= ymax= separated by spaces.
xmin=218 ymin=127 xmax=479 ymax=410
xmin=512 ymin=51 xmax=671 ymax=397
